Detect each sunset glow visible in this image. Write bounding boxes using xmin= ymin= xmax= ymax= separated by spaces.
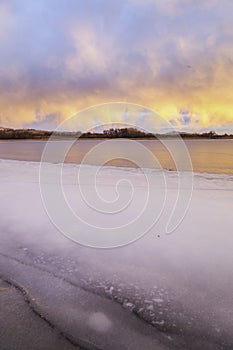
xmin=0 ymin=0 xmax=232 ymax=133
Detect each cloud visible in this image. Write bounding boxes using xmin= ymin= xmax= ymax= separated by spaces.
xmin=23 ymin=113 xmax=60 ymax=130
xmin=0 ymin=0 xmax=232 ymax=131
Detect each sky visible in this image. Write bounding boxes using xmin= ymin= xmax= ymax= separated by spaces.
xmin=0 ymin=0 xmax=232 ymax=133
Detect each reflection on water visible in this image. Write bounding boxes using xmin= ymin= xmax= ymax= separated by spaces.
xmin=0 ymin=139 xmax=232 ymax=175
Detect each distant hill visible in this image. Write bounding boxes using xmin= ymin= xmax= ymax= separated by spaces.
xmin=0 ymin=127 xmax=81 ymax=139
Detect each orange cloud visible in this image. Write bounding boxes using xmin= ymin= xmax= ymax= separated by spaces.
xmin=0 ymin=0 xmax=232 ymax=133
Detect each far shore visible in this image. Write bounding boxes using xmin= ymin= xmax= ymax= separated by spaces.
xmin=0 ymin=127 xmax=232 ymax=140
xmin=1 ymin=137 xmax=233 ymax=141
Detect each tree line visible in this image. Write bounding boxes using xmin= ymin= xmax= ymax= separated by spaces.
xmin=0 ymin=127 xmax=232 ymax=139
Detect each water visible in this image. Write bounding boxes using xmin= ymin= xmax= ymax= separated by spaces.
xmin=0 ymin=139 xmax=232 ymax=175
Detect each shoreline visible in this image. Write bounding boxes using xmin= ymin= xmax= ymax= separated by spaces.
xmin=0 ymin=136 xmax=233 ymax=141
xmin=0 ymin=157 xmax=233 ymax=177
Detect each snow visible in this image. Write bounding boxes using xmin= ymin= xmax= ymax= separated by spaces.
xmin=0 ymin=159 xmax=233 ymax=349
xmin=88 ymin=312 xmax=113 ymax=332
xmin=153 ymin=298 xmax=164 ymax=303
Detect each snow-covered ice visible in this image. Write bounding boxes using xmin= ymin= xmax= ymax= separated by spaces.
xmin=0 ymin=159 xmax=233 ymax=350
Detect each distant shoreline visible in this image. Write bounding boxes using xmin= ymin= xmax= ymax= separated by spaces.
xmin=1 ymin=137 xmax=233 ymax=142
xmin=0 ymin=127 xmax=232 ymax=140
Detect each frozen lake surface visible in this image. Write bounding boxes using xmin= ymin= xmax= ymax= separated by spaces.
xmin=0 ymin=159 xmax=233 ymax=349
xmin=0 ymin=139 xmax=232 ymax=174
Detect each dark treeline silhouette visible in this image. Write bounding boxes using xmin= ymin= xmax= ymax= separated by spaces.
xmin=82 ymin=127 xmax=155 ymax=139
xmin=0 ymin=128 xmax=81 ymax=139
xmin=0 ymin=127 xmax=232 ymax=139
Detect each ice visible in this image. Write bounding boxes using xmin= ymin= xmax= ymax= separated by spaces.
xmin=0 ymin=159 xmax=233 ymax=349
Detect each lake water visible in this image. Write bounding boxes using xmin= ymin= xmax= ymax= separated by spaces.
xmin=0 ymin=139 xmax=232 ymax=175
